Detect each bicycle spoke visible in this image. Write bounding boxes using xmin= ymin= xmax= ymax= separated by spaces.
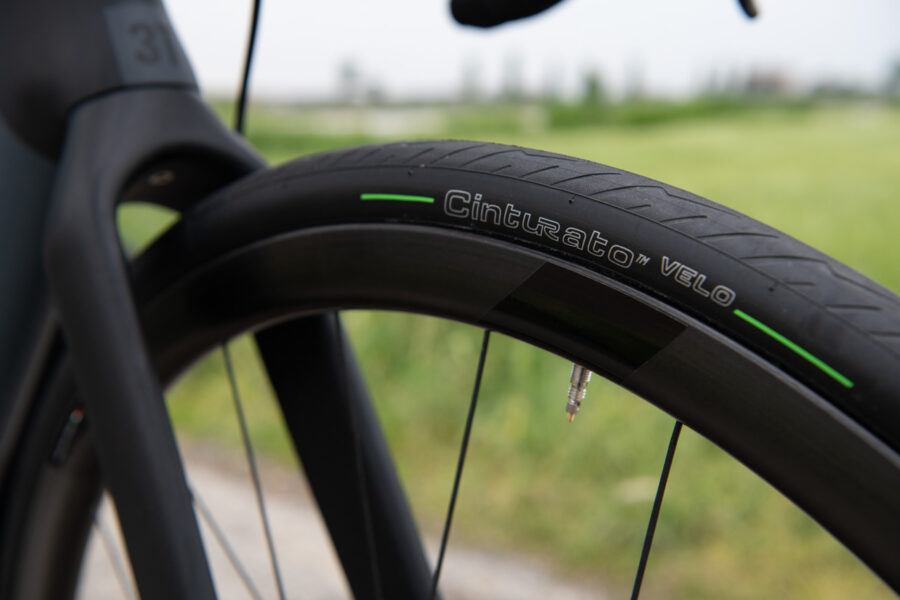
xmin=93 ymin=499 xmax=137 ymax=600
xmin=429 ymin=329 xmax=492 ymax=600
xmin=630 ymin=420 xmax=683 ymax=600
xmin=222 ymin=344 xmax=287 ymax=600
xmin=192 ymin=488 xmax=266 ymax=600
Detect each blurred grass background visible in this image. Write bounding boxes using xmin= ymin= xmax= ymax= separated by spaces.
xmin=120 ymin=98 xmax=899 ymax=599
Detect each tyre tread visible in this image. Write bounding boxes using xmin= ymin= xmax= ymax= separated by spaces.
xmin=291 ymin=141 xmax=900 ymax=355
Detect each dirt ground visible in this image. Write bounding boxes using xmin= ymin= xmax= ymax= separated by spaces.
xmin=76 ymin=443 xmax=607 ymax=600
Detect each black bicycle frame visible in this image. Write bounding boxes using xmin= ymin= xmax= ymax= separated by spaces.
xmin=0 ymin=1 xmax=434 ymax=598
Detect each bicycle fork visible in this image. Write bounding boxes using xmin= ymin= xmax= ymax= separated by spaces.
xmin=44 ymin=87 xmax=437 ymax=600
xmin=44 ymin=88 xmax=261 ymax=600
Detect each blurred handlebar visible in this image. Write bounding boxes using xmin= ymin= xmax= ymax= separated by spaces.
xmin=450 ymin=0 xmax=564 ymax=28
xmin=451 ymin=0 xmax=757 ymax=29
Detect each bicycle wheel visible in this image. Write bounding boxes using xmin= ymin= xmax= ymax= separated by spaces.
xmin=1 ymin=140 xmax=898 ymax=598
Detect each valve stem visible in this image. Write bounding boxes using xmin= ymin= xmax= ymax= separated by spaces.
xmin=566 ymin=364 xmax=592 ymax=422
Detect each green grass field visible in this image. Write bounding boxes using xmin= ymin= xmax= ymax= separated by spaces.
xmin=121 ymin=101 xmax=900 ymax=599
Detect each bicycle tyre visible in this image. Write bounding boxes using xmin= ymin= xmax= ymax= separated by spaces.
xmin=1 ymin=140 xmax=898 ymax=596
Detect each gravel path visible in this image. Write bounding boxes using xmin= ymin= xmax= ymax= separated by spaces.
xmin=77 ymin=446 xmax=607 ymax=600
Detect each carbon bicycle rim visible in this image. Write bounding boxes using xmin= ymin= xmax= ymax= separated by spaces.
xmin=1 ymin=140 xmax=898 ymax=597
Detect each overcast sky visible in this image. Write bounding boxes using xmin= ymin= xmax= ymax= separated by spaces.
xmin=165 ymin=0 xmax=900 ymax=100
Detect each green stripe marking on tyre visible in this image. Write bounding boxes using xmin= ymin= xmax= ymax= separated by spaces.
xmin=360 ymin=193 xmax=435 ymax=203
xmin=733 ymin=309 xmax=854 ymax=389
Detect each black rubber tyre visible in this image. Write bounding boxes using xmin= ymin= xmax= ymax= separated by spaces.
xmin=2 ymin=140 xmax=899 ymax=596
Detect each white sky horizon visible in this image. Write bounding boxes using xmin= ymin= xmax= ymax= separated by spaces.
xmin=165 ymin=0 xmax=900 ymax=102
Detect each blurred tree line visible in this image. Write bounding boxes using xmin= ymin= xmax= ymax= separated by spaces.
xmin=334 ymin=55 xmax=900 ymax=107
